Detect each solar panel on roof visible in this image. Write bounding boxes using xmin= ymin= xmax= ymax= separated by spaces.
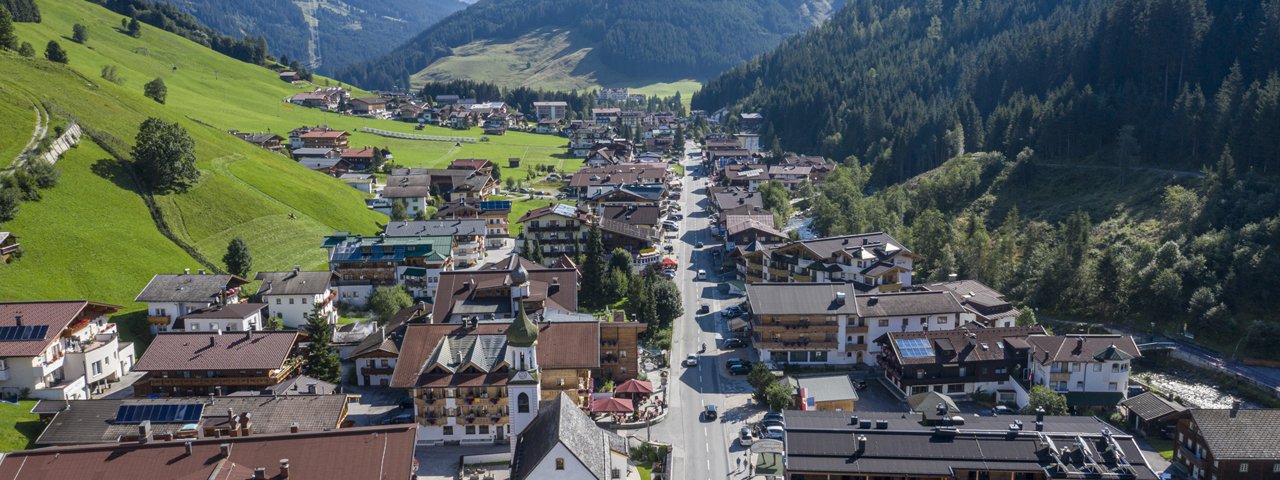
xmin=114 ymin=403 xmax=205 ymax=424
xmin=896 ymin=338 xmax=934 ymax=358
xmin=478 ymin=200 xmax=511 ymax=211
xmin=0 ymin=325 xmax=49 ymax=342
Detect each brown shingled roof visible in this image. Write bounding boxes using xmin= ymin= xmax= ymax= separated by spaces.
xmin=0 ymin=424 xmax=416 ymax=479
xmin=135 ymin=331 xmax=298 ymax=372
xmin=391 ymin=322 xmax=600 ymax=388
xmin=0 ymin=301 xmax=121 ymax=357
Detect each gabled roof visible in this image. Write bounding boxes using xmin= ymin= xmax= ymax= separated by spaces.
xmin=517 ymin=203 xmax=587 ymax=223
xmin=431 ymin=257 xmax=578 ymax=321
xmin=180 ymin=303 xmax=267 ymax=320
xmin=134 ymin=331 xmax=297 ymax=372
xmin=135 ymin=274 xmax=248 ymax=304
xmin=1187 ymin=408 xmax=1280 ymax=460
xmin=33 ymin=394 xmax=350 ymax=446
xmin=881 ymin=325 xmax=1047 ymax=366
xmin=384 ymin=219 xmax=488 ymax=237
xmin=598 ymin=218 xmax=659 ymax=243
xmin=255 ymin=270 xmax=336 ymax=296
xmin=390 ymin=322 xmax=599 ymax=388
xmin=746 ymin=283 xmax=861 ymax=316
xmin=4 ymin=424 xmax=417 ymax=479
xmin=725 ymin=214 xmax=784 ymax=238
xmin=857 ymin=291 xmax=966 ymax=318
xmin=1120 ymin=392 xmax=1186 ymax=421
xmin=299 ymin=129 xmax=348 ymax=138
xmin=0 ymin=301 xmax=122 ymax=357
xmin=512 ymin=393 xmax=627 ymax=480
xmin=1027 ymin=335 xmax=1141 ymax=365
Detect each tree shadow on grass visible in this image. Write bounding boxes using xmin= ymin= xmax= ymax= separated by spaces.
xmin=14 ymin=419 xmax=44 ymax=449
xmin=90 ymin=158 xmax=139 ymax=192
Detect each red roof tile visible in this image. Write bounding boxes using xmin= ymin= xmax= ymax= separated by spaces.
xmin=0 ymin=301 xmax=120 ymax=357
xmin=0 ymin=425 xmax=417 ymax=479
xmin=391 ymin=322 xmax=600 ymax=388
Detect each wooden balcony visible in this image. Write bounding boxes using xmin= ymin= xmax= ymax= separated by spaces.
xmin=147 ymin=316 xmax=171 ymax=326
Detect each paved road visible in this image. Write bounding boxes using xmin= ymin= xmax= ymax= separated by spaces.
xmin=647 ymin=144 xmax=757 ymax=480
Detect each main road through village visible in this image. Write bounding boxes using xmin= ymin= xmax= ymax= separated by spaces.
xmin=639 ymin=143 xmax=759 ymax=480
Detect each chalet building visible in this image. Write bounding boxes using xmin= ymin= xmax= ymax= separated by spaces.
xmin=781 ymin=409 xmax=1161 ymax=479
xmin=338 ymin=147 xmax=376 ymax=171
xmin=135 ymin=272 xmax=248 ymax=333
xmin=321 ymin=232 xmax=454 ymax=305
xmin=1172 ymin=407 xmax=1280 ymax=480
xmin=31 ymin=394 xmax=350 ymax=446
xmin=132 ymin=331 xmax=300 ymax=397
xmin=394 ymin=272 xmax=644 ymax=446
xmin=579 ymin=185 xmax=666 ymax=211
xmin=175 ymin=303 xmax=268 ymax=333
xmin=297 ymin=128 xmax=350 ymax=149
xmin=1023 ymin=334 xmax=1141 ymax=410
xmin=749 ymin=232 xmax=920 ymax=290
xmin=920 ymin=278 xmax=1021 ymax=327
xmin=340 ymin=173 xmax=377 ymax=193
xmin=1120 ymin=391 xmax=1187 ymax=438
xmin=708 ymin=149 xmax=754 ymax=170
xmin=533 ymin=101 xmax=568 ymax=121
xmin=228 ymin=131 xmax=285 ymax=153
xmin=722 ymin=164 xmax=769 ymax=190
xmin=418 ymin=168 xmax=498 ymax=201
xmin=746 ymin=284 xmax=969 ymax=367
xmin=292 ymin=147 xmax=342 ymax=172
xmin=709 ymin=186 xmax=765 ymax=213
xmin=448 ymin=159 xmax=495 ymax=175
xmin=381 ymin=169 xmax=432 ymax=218
xmin=278 ymin=71 xmax=299 ymax=82
xmin=724 ymin=214 xmax=786 ymax=251
xmin=349 ymin=97 xmax=388 ymax=117
xmin=0 ymin=424 xmax=418 ymax=479
xmin=568 ymin=164 xmax=669 ymax=197
xmin=782 ymin=155 xmax=837 ymax=181
xmin=385 ymin=219 xmax=489 ymax=267
xmin=437 ymin=199 xmax=513 ymax=247
xmin=591 ymin=107 xmax=622 ymax=124
xmin=518 ymin=203 xmax=590 ymax=259
xmin=430 ymin=256 xmax=579 ymax=324
xmin=254 ymin=269 xmax=338 ymax=329
xmin=0 ymin=301 xmax=135 ymax=400
xmin=569 ymin=126 xmax=615 ymax=157
xmin=877 ymin=325 xmax=1046 ymax=404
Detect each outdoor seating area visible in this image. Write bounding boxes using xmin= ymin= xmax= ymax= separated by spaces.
xmin=591 ymin=379 xmax=667 ymax=428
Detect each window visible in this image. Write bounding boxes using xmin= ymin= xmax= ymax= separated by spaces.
xmin=620 ymin=351 xmax=626 ymax=358
xmin=517 ymin=393 xmax=530 ymax=413
xmin=1071 ymin=362 xmax=1080 ymax=372
xmin=878 ymin=319 xmax=889 ymax=327
xmin=275 ymin=299 xmax=281 ymax=305
xmin=1094 ymin=364 xmax=1102 ymax=372
xmin=958 ymin=367 xmax=967 ymax=377
xmin=91 ymin=361 xmax=102 ymax=376
xmin=900 ymin=318 xmax=908 ymax=327
xmin=465 ymin=426 xmax=476 ymax=435
xmin=1109 ymin=382 xmax=1118 ymax=391
xmin=289 ymin=298 xmax=295 ymax=305
xmin=1239 ymin=464 xmax=1248 ymax=473
xmin=919 ymin=317 xmax=927 ymax=325
xmin=380 ymin=358 xmax=390 ymax=368
xmin=555 ymin=458 xmax=565 ymax=470
xmin=443 ymin=426 xmax=454 ymax=435
xmin=1075 ymin=381 xmax=1084 ymax=391
xmin=936 ymin=316 xmax=948 ymax=324
xmin=189 ymin=323 xmax=200 ymax=331
xmin=947 ymin=384 xmax=964 ymax=393
xmin=227 ymin=324 xmax=237 ymax=331
xmin=303 ymin=297 xmax=310 ymax=304
xmin=479 ymin=425 xmax=489 ymax=434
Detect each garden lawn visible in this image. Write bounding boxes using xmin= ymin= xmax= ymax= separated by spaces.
xmin=0 ymin=400 xmax=41 ymax=452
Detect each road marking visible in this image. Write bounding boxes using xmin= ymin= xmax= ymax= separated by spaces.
xmin=705 ymin=442 xmax=709 ymax=453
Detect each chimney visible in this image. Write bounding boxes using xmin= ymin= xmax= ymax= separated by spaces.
xmin=857 ymin=435 xmax=867 ymax=453
xmin=1036 ymin=406 xmax=1045 ymax=423
xmin=290 ymin=422 xmax=300 ymax=433
xmin=280 ymin=459 xmax=291 ymax=479
xmin=1231 ymin=401 xmax=1242 ymax=417
xmin=137 ymin=421 xmax=152 ymax=443
xmin=184 ymin=441 xmax=193 ymax=455
xmin=219 ymin=443 xmax=231 ymax=458
xmin=199 ymin=269 xmax=206 ymax=275
xmin=246 ymin=329 xmax=253 ymax=341
xmin=13 ymin=314 xmax=21 ymax=327
xmin=835 ymin=291 xmax=847 ymax=305
xmin=184 ymin=268 xmax=191 ymax=275
xmin=253 ymin=468 xmax=267 ymax=480
xmin=307 ymin=383 xmax=316 ymax=394
xmin=849 ymin=415 xmax=858 ymax=426
xmin=210 ymin=336 xmax=217 ymax=348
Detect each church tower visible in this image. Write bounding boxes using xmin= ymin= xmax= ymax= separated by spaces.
xmin=505 ymin=262 xmax=540 ymax=451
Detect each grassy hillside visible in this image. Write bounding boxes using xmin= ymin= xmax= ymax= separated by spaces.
xmin=0 ymin=0 xmax=585 ymax=321
xmin=0 ymin=0 xmax=392 ymax=348
xmin=413 ymin=28 xmax=702 ymax=99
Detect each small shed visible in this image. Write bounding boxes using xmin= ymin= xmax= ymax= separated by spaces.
xmin=1120 ymin=391 xmax=1187 ymax=438
xmin=508 ymin=157 xmax=521 ymax=168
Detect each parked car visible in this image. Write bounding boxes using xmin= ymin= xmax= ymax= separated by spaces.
xmin=722 ymin=338 xmax=747 ymax=349
xmin=764 ymin=425 xmax=785 ymax=440
xmin=763 ymin=412 xmax=785 ymax=427
xmin=696 ymin=269 xmax=707 ymax=280
xmin=722 ymin=305 xmax=744 ymax=318
xmin=738 ymin=427 xmax=756 ymax=447
xmin=663 ymin=269 xmax=677 ymax=279
xmin=704 ymin=404 xmax=718 ymax=421
xmin=685 ymin=354 xmax=699 ymax=367
xmin=698 ymin=303 xmax=710 ymax=314
xmin=728 ymin=363 xmax=751 ymax=375
xmin=696 ymin=241 xmax=704 ymax=248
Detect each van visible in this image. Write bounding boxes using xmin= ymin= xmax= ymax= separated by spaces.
xmin=696 ymin=269 xmax=707 ymax=280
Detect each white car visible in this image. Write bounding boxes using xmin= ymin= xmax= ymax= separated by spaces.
xmin=764 ymin=425 xmax=785 ymax=440
xmin=696 ymin=269 xmax=707 ymax=280
xmin=685 ymin=354 xmax=699 ymax=367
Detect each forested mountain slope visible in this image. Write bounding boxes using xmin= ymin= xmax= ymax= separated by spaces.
xmin=695 ymin=0 xmax=1280 ymax=185
xmin=338 ymin=0 xmax=843 ymax=91
xmin=156 ymin=0 xmax=467 ymax=74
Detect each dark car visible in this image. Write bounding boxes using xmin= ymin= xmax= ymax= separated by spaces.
xmin=728 ymin=363 xmax=751 ymax=375
xmin=704 ymin=404 xmax=718 ymax=421
xmin=698 ymin=304 xmax=710 ymax=314
xmin=763 ymin=412 xmax=785 ymax=426
xmin=722 ymin=338 xmax=747 ymax=349
xmin=726 ymin=358 xmax=751 ymax=369
xmin=696 ymin=241 xmax=704 ymax=248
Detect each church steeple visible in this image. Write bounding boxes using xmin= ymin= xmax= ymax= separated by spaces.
xmin=506 ymin=297 xmax=539 ymax=348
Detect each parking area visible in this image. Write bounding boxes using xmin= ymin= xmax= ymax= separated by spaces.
xmin=414 ymin=444 xmax=510 ymax=480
